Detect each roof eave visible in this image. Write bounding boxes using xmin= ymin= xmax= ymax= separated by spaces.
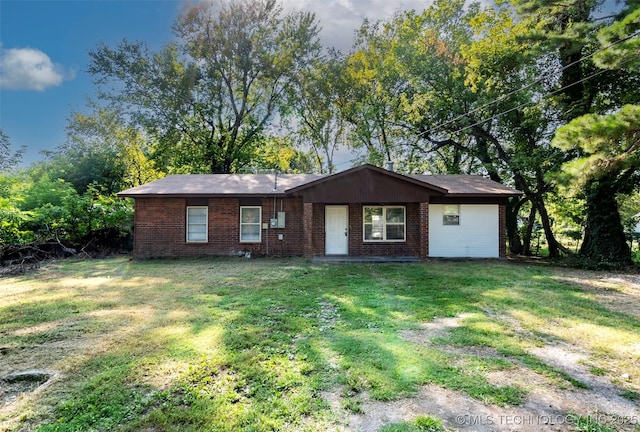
xmin=117 ymin=192 xmax=288 ymax=199
xmin=442 ymin=192 xmax=523 ymax=198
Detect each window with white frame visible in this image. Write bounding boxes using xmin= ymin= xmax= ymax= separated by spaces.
xmin=186 ymin=206 xmax=208 ymax=242
xmin=443 ymin=204 xmax=460 ymax=225
xmin=363 ymin=206 xmax=405 ymax=242
xmin=240 ymin=206 xmax=262 ymax=242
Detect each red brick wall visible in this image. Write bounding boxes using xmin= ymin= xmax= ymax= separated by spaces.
xmin=499 ymin=204 xmax=507 ymax=258
xmin=310 ymin=204 xmax=325 ymax=257
xmin=306 ymin=203 xmax=422 ymax=257
xmin=419 ymin=202 xmax=429 ymax=258
xmin=133 ymin=197 xmax=497 ymax=259
xmin=132 ymin=197 xmax=305 ymax=258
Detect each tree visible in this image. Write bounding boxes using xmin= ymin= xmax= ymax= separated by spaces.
xmin=289 ymin=54 xmax=348 ymax=173
xmin=242 ymin=135 xmax=315 ymax=173
xmin=549 ymin=4 xmax=640 ymax=266
xmin=356 ymin=0 xmax=555 ymax=255
xmin=56 ymin=105 xmax=161 ymax=194
xmin=88 ymin=0 xmax=321 ymax=174
xmin=458 ymin=4 xmax=571 ymax=257
xmin=340 ymin=17 xmax=411 ymax=167
xmin=552 ymin=105 xmax=640 ymax=265
xmin=0 ymin=129 xmax=25 ymax=172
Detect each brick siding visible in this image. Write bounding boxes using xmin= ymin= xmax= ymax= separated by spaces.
xmin=304 ymin=203 xmax=423 ymax=257
xmin=499 ymin=204 xmax=507 ymax=258
xmin=132 ymin=197 xmax=502 ymax=259
xmin=132 ymin=197 xmax=305 ymax=259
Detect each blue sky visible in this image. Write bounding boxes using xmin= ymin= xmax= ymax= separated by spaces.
xmin=0 ymin=0 xmax=433 ymax=168
xmin=1 ymin=0 xmax=182 ymax=166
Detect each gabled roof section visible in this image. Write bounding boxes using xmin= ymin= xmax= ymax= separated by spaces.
xmin=118 ymin=173 xmax=326 ymax=198
xmin=286 ymin=164 xmax=448 ymax=203
xmin=286 ymin=164 xmax=448 ymax=195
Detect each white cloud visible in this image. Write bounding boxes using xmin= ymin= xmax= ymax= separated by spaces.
xmin=281 ymin=0 xmax=432 ymax=51
xmin=0 ymin=46 xmax=75 ymax=91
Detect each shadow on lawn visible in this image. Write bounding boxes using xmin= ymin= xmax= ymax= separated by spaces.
xmin=3 ymin=258 xmax=640 ymax=431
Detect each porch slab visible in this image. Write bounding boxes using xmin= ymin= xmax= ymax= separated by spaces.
xmin=311 ymin=256 xmax=422 ymax=264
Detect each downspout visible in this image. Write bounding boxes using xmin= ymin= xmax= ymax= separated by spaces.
xmin=267 ymin=170 xmax=278 ymax=256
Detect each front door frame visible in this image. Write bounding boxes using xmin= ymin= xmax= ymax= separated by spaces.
xmin=325 ymin=205 xmax=349 ymax=255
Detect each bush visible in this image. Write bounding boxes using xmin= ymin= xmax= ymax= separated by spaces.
xmin=1 ymin=175 xmax=133 ymax=257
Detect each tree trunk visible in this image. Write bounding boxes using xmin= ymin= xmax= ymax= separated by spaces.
xmin=522 ymin=205 xmax=537 ymax=256
xmin=536 ymin=197 xmax=560 ymax=258
xmin=506 ymin=198 xmax=523 ymax=255
xmin=580 ymin=176 xmax=632 ymax=265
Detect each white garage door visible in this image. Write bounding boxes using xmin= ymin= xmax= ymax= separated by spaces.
xmin=429 ymin=204 xmax=499 ymax=258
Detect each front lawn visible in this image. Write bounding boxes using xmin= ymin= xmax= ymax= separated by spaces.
xmin=1 ymin=258 xmax=638 ymax=431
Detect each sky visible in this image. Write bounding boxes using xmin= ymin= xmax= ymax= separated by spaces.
xmin=0 ymin=0 xmax=428 ymax=168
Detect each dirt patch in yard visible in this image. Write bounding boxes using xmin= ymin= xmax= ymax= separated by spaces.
xmin=551 ymin=270 xmax=640 ymax=319
xmin=345 ymin=345 xmax=639 ymax=431
xmin=344 ymin=277 xmax=640 ymax=432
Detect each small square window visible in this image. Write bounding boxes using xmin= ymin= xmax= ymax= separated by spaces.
xmin=443 ymin=204 xmax=460 ymax=225
xmin=363 ymin=206 xmax=406 ymax=242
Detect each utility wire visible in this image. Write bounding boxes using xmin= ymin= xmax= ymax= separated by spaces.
xmin=331 ymin=31 xmax=639 ymax=170
xmin=429 ymin=53 xmax=638 ymax=138
xmin=416 ymin=30 xmax=640 ymax=138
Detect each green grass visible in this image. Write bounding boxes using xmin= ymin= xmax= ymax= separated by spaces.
xmin=380 ymin=415 xmax=447 ymax=431
xmin=1 ymin=257 xmax=639 ymax=431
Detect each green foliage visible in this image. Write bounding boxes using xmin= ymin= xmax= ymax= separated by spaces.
xmin=0 ymin=171 xmax=133 ymax=253
xmin=290 ymin=54 xmax=349 ymax=173
xmin=88 ymin=0 xmax=321 ymax=174
xmin=380 ymin=415 xmax=447 ymax=432
xmin=0 ymin=128 xmax=25 ymax=172
xmin=552 ymin=105 xmax=640 ymax=265
xmin=552 ymin=105 xmax=640 ymax=186
xmin=0 ymin=173 xmax=32 ymax=245
xmin=246 ymin=136 xmax=316 ymax=173
xmin=618 ymin=192 xmax=640 ymax=232
xmin=58 ymin=105 xmax=162 ymax=193
xmin=594 ymin=7 xmax=640 ymax=70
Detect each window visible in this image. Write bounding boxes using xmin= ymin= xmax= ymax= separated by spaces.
xmin=363 ymin=206 xmax=405 ymax=242
xmin=443 ymin=204 xmax=460 ymax=225
xmin=186 ymin=206 xmax=208 ymax=242
xmin=240 ymin=206 xmax=262 ymax=242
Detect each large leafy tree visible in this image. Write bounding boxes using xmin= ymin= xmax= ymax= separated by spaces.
xmin=88 ymin=0 xmax=321 ymax=174
xmin=54 ymin=105 xmax=162 ymax=194
xmin=353 ymin=0 xmax=558 ymax=255
xmin=552 ymin=105 xmax=640 ymax=265
xmin=341 ymin=18 xmax=411 ymax=166
xmin=551 ymin=7 xmax=640 ymax=266
xmin=290 ymin=54 xmax=348 ymax=174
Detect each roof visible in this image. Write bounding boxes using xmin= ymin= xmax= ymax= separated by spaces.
xmin=286 ymin=164 xmax=448 ymax=195
xmin=411 ymin=174 xmax=521 ymax=197
xmin=118 ymin=165 xmax=522 ymax=198
xmin=118 ymin=173 xmax=325 ymax=197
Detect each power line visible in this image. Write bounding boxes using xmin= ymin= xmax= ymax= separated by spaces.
xmin=329 ymin=31 xmax=639 ymax=170
xmin=431 ymin=53 xmax=638 ymax=138
xmin=416 ymin=30 xmax=640 ymax=139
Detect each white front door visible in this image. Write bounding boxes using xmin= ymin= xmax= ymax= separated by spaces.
xmin=325 ymin=205 xmax=349 ymax=255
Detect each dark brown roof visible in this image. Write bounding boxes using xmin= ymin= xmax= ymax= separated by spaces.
xmin=286 ymin=164 xmax=448 ymax=195
xmin=411 ymin=175 xmax=521 ymax=197
xmin=118 ymin=165 xmax=522 ymax=198
xmin=118 ymin=173 xmax=325 ymax=197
